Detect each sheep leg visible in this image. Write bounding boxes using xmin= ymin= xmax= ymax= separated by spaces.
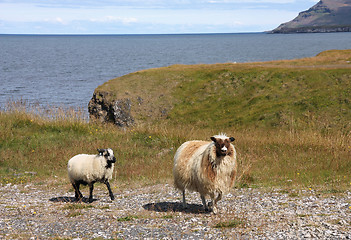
xmin=208 ymin=193 xmax=215 ymax=212
xmin=182 ymin=190 xmax=187 ymax=209
xmin=104 ymin=180 xmax=115 ymax=200
xmin=212 ymin=192 xmax=222 ymax=215
xmin=215 ymin=192 xmax=222 ymax=204
xmin=201 ymin=195 xmax=208 ymax=211
xmin=88 ymin=183 xmax=94 ymax=203
xmin=72 ymin=182 xmax=83 ymax=201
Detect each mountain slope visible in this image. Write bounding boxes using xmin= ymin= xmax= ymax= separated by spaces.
xmin=271 ymin=0 xmax=351 ymax=33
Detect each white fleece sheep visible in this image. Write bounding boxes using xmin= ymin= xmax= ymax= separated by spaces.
xmin=67 ymin=148 xmax=116 ymax=202
xmin=173 ymin=134 xmax=237 ymax=214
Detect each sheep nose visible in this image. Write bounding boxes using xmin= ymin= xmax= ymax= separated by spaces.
xmin=221 ymin=146 xmax=227 ymax=153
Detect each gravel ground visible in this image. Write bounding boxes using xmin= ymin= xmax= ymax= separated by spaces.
xmin=0 ymin=182 xmax=350 ymax=239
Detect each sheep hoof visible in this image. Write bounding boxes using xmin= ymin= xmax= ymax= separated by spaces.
xmin=110 ymin=195 xmax=115 ymax=200
xmin=212 ymin=207 xmax=218 ymax=215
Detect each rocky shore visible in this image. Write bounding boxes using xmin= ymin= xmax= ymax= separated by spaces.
xmin=270 ymin=26 xmax=351 ymax=34
xmin=0 ymin=182 xmax=350 ymax=239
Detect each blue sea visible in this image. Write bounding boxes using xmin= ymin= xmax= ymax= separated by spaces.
xmin=1 ymin=32 xmax=351 ymax=110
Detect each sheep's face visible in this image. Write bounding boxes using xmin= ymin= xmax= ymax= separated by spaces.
xmin=210 ymin=135 xmax=235 ymax=157
xmin=98 ymin=148 xmax=116 ymax=163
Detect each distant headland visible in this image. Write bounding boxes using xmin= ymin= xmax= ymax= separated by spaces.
xmin=270 ymin=0 xmax=351 ymax=33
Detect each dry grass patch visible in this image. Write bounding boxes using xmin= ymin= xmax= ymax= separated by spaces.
xmin=213 ymin=218 xmax=247 ymax=228
xmin=1 ymin=103 xmax=350 ymax=190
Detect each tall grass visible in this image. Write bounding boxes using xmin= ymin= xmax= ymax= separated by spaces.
xmin=0 ymin=101 xmax=178 ymax=186
xmin=235 ymin=128 xmax=350 ymax=189
xmin=2 ymin=49 xmax=351 ymax=189
xmin=2 ymin=99 xmax=89 ymax=123
xmin=1 ymin=101 xmax=350 ymax=190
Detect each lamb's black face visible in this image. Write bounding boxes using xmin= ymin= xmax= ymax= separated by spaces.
xmin=210 ymin=136 xmax=235 ymax=157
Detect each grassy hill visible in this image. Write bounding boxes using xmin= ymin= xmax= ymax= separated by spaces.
xmin=95 ymin=49 xmax=351 ymax=133
xmin=1 ymin=50 xmax=350 ymax=190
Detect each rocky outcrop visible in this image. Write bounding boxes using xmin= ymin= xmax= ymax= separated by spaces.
xmin=272 ymin=25 xmax=351 ymax=34
xmin=88 ymin=91 xmax=134 ymax=127
xmin=271 ymin=0 xmax=351 ymax=33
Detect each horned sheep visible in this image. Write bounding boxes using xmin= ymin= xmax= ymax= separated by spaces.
xmin=67 ymin=148 xmax=116 ymax=203
xmin=173 ymin=134 xmax=237 ymax=214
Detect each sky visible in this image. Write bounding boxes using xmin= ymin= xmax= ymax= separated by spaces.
xmin=0 ymin=0 xmax=319 ymax=34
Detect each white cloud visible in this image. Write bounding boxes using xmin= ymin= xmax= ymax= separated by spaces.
xmin=90 ymin=16 xmax=138 ymax=24
xmin=0 ymin=0 xmax=319 ymax=34
xmin=207 ymin=0 xmax=296 ymax=3
xmin=0 ymin=0 xmax=318 ymax=9
xmin=44 ymin=17 xmax=67 ymax=24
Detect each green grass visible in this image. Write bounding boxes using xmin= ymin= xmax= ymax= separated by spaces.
xmin=66 ymin=211 xmax=82 ymax=218
xmin=96 ymin=49 xmax=351 ymax=133
xmin=117 ymin=216 xmax=139 ymax=222
xmin=0 ymin=50 xmax=350 ymax=191
xmin=213 ymin=219 xmax=246 ymax=228
xmin=170 ymin=68 xmax=351 ymax=131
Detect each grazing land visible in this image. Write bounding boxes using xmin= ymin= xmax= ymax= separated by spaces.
xmin=0 ymin=49 xmax=350 ymax=238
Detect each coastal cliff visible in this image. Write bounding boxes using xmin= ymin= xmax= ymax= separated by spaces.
xmin=271 ymin=0 xmax=351 ymax=33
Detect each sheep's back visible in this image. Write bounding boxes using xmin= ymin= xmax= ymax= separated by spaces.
xmin=173 ymin=141 xmax=210 ymax=191
xmin=67 ymin=154 xmax=108 ymax=183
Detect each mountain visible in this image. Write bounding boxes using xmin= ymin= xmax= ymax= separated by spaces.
xmin=271 ymin=0 xmax=351 ymax=33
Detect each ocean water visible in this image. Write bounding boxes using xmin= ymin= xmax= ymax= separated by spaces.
xmin=1 ymin=32 xmax=351 ymax=110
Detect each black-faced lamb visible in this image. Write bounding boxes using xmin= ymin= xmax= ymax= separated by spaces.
xmin=67 ymin=148 xmax=116 ymax=203
xmin=173 ymin=134 xmax=237 ymax=214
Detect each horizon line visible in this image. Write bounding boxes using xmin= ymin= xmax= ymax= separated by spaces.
xmin=0 ymin=31 xmax=268 ymax=36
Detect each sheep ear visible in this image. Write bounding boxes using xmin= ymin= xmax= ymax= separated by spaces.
xmin=229 ymin=137 xmax=235 ymax=142
xmin=97 ymin=149 xmax=105 ymax=155
xmin=210 ymin=136 xmax=216 ymax=142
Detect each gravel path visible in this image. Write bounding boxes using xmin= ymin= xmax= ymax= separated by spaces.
xmin=0 ymin=182 xmax=350 ymax=239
